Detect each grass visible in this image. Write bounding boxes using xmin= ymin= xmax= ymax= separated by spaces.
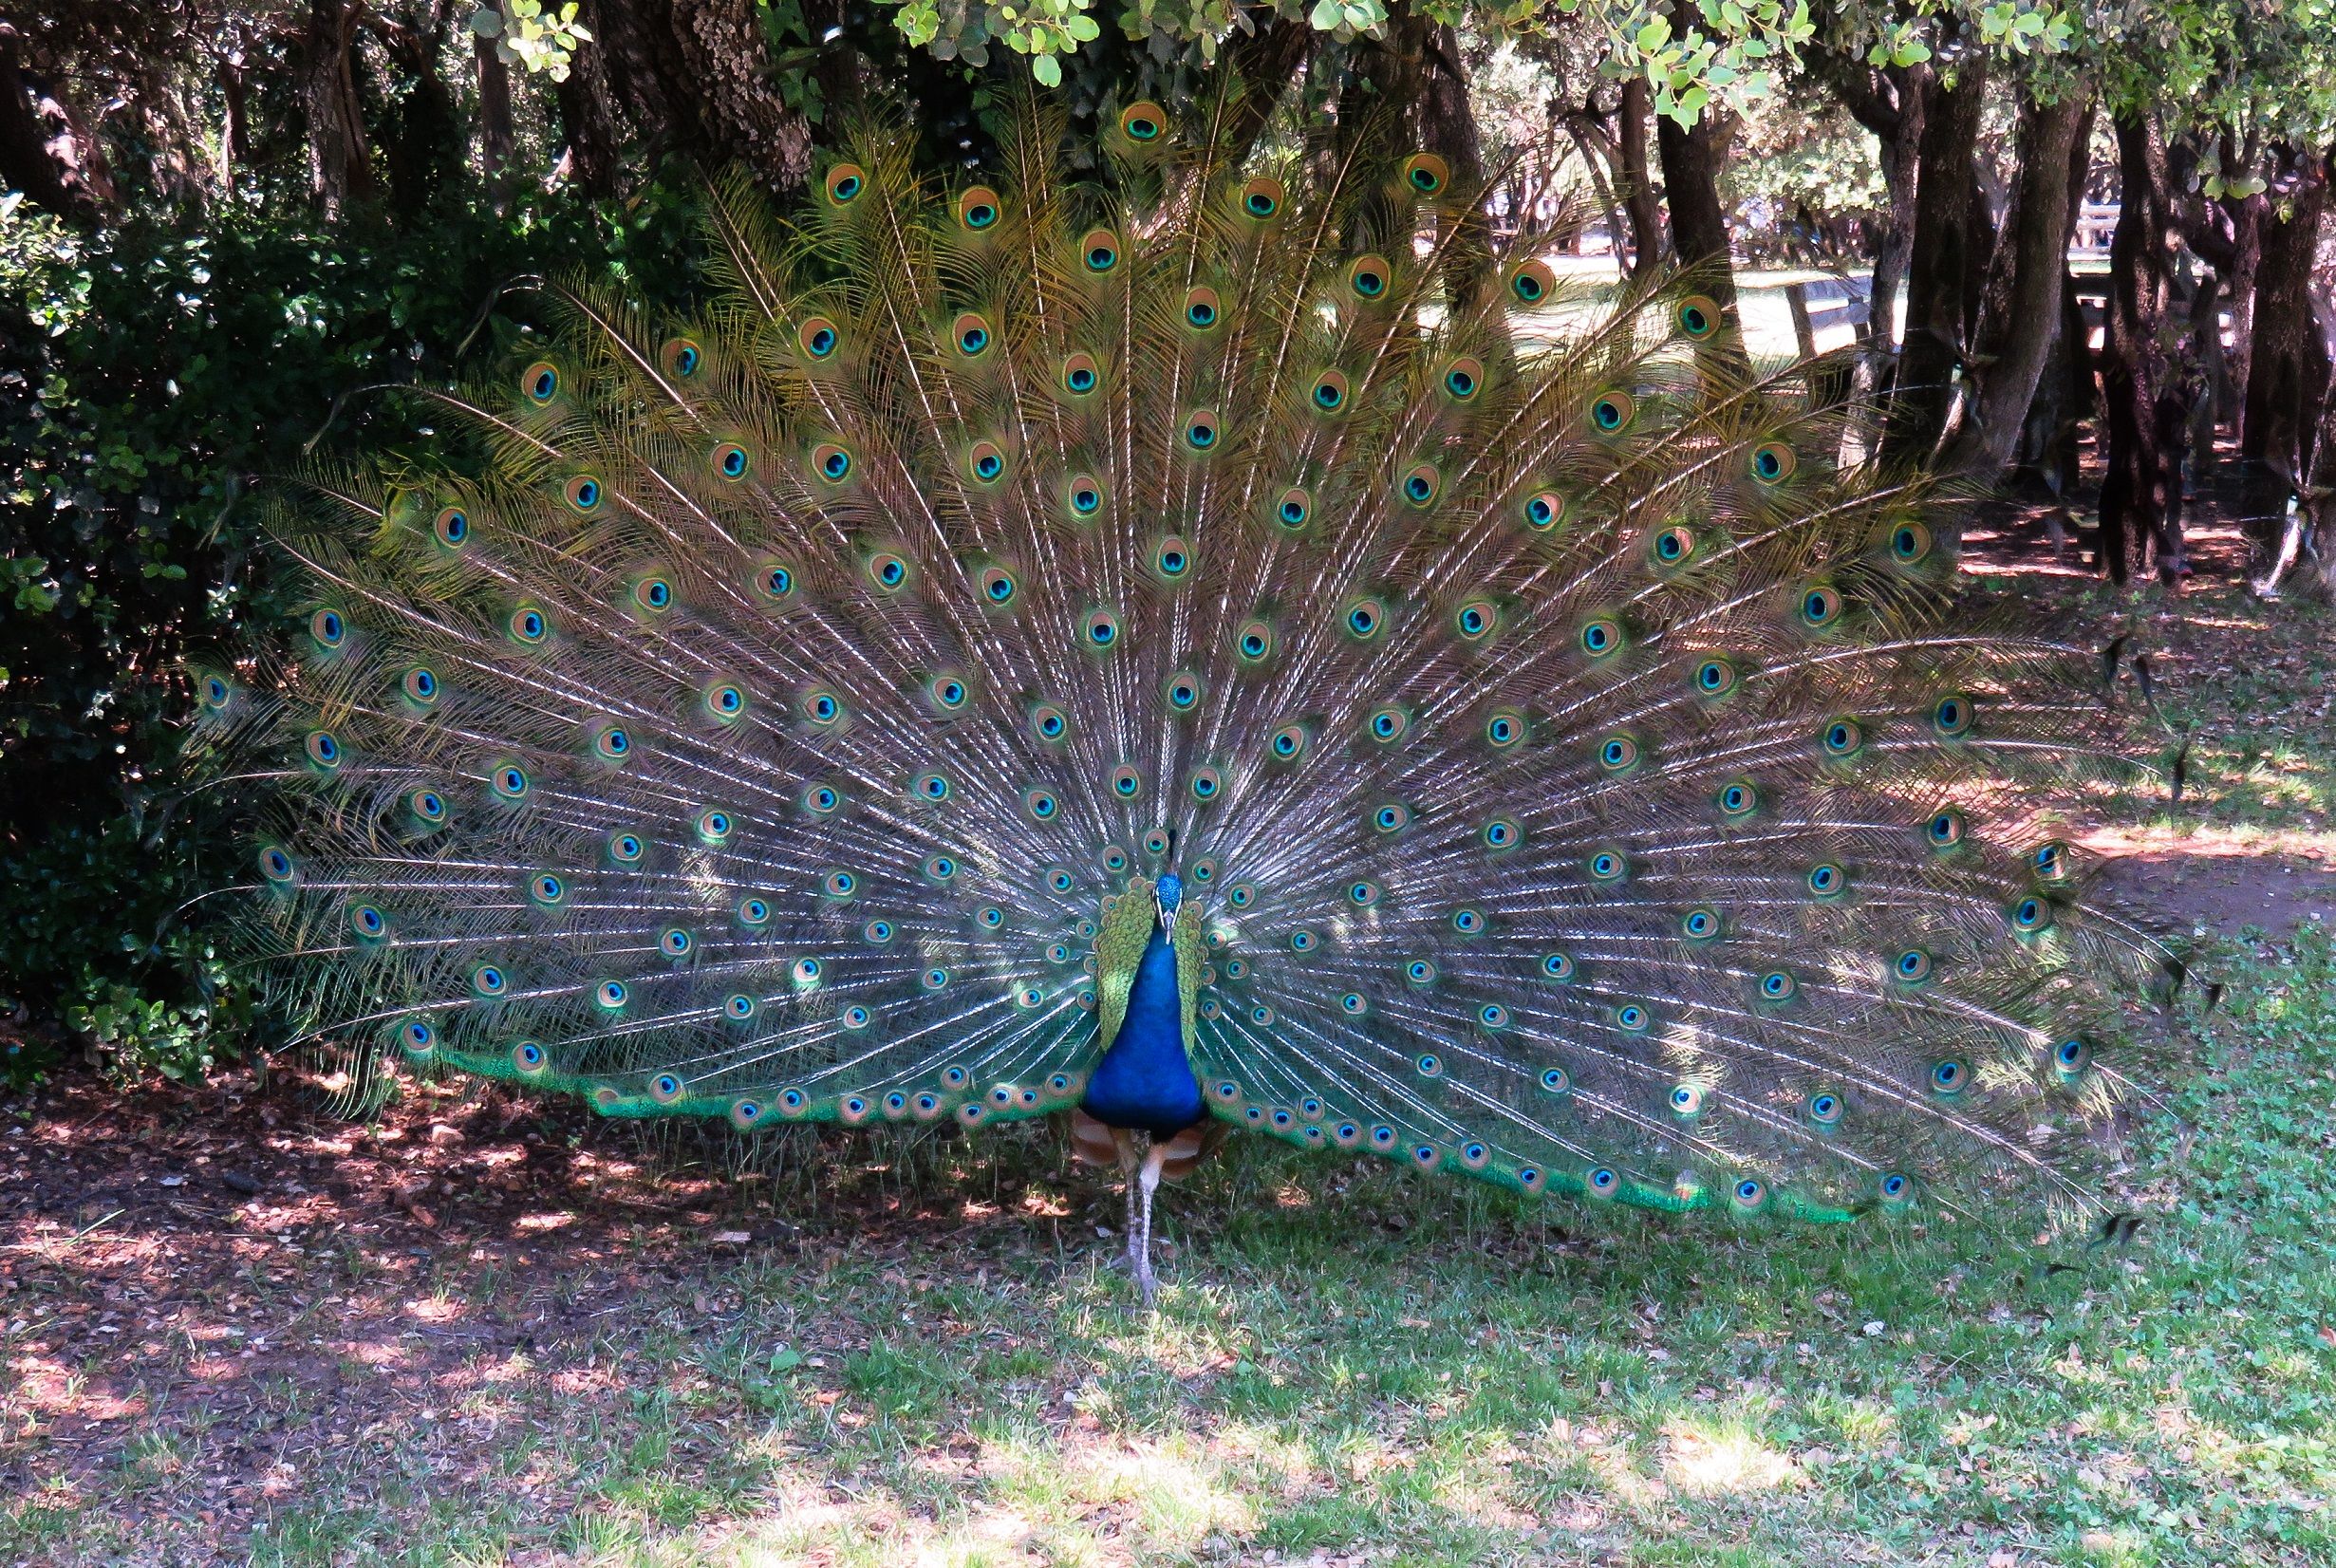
xmin=5 ymin=555 xmax=2333 ymax=1568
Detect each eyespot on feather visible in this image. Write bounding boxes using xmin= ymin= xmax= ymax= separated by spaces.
xmin=796 ymin=316 xmax=841 ymax=359
xmin=1346 ymin=254 xmax=1392 ymax=302
xmin=951 ymin=311 xmax=993 ymax=358
xmin=1750 ymin=441 xmax=1798 ymax=483
xmin=661 ymin=338 xmax=702 ymax=379
xmin=1117 ymin=101 xmax=1167 ymax=141
xmin=955 ymin=185 xmax=1002 ymax=231
xmin=823 ymin=162 xmax=866 ymax=204
xmin=1508 ymin=257 xmax=1556 ymax=305
xmin=1674 ymin=294 xmax=1723 ymax=339
xmin=1400 ymin=152 xmax=1449 ymax=196
xmin=1238 ymin=176 xmax=1284 ymax=219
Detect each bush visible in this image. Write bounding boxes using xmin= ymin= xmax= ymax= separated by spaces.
xmin=0 ymin=181 xmax=705 ymax=1080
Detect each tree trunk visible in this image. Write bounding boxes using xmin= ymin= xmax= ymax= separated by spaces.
xmin=2287 ymin=374 xmax=2336 ymax=601
xmin=0 ymin=39 xmax=87 ymax=218
xmin=2219 ymin=186 xmax=2265 ymax=431
xmin=217 ymin=54 xmax=251 ymax=195
xmin=554 ymin=30 xmax=624 ymax=196
xmin=1942 ymin=88 xmax=2093 ymax=477
xmin=1825 ymin=59 xmax=1929 ymax=354
xmin=2242 ymin=147 xmax=2333 ymax=541
xmin=303 ymin=0 xmax=377 ymax=213
xmin=2098 ymin=113 xmax=2177 ymax=584
xmin=1882 ymin=59 xmax=1986 ymax=466
xmin=1868 ymin=66 xmax=1928 ymax=352
xmin=1617 ymin=77 xmax=1664 ymax=277
xmin=1656 ymin=106 xmax=1735 ymax=308
xmin=1560 ymin=109 xmax=1631 ymax=272
xmin=475 ymin=33 xmax=514 ymax=202
xmin=1420 ymin=21 xmax=1491 ymax=308
xmin=383 ymin=6 xmax=458 ymax=215
xmin=1220 ymin=14 xmax=1315 ymax=169
xmin=577 ymin=0 xmax=813 ymax=187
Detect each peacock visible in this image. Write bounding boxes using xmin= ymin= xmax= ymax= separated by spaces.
xmin=194 ymin=96 xmax=2177 ymax=1303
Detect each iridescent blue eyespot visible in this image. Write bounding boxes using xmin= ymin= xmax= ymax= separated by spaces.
xmin=2009 ymin=896 xmax=2053 ymax=934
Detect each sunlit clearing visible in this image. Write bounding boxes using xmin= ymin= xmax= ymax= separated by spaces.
xmin=1660 ymin=1419 xmax=1802 ymax=1496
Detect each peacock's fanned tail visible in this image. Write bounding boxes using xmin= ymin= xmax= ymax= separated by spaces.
xmin=193 ymin=98 xmax=2173 ymax=1230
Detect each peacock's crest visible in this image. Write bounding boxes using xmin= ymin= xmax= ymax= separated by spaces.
xmin=195 ymin=97 xmax=2174 ymax=1244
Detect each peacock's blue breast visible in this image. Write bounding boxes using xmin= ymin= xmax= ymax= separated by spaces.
xmin=1079 ymin=928 xmax=1205 ymax=1137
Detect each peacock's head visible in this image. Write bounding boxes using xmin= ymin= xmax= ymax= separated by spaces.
xmin=1155 ymin=873 xmax=1183 ymax=922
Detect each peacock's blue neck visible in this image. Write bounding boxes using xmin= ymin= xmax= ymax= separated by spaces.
xmin=1079 ymin=926 xmax=1205 ymax=1137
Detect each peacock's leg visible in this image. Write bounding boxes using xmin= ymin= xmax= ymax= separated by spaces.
xmin=1111 ymin=1128 xmax=1149 ymax=1299
xmin=1131 ymin=1143 xmax=1169 ymax=1307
